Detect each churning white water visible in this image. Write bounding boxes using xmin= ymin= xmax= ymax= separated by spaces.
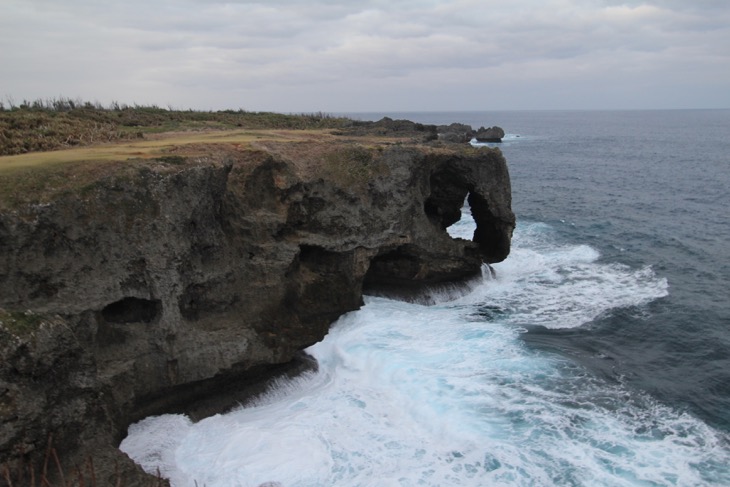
xmin=121 ymin=210 xmax=730 ymax=486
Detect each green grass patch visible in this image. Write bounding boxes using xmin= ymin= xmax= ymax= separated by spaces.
xmin=0 ymin=309 xmax=45 ymax=337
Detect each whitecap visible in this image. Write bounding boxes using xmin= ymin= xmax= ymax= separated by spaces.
xmin=120 ymin=219 xmax=725 ymax=487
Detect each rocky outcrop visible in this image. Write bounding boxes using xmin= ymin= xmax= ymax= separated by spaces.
xmin=0 ymin=138 xmax=514 ymax=484
xmin=343 ymin=117 xmax=439 ymax=142
xmin=474 ymin=126 xmax=505 ymax=142
xmin=342 ymin=119 xmax=507 ymax=145
xmin=437 ymin=123 xmax=474 ymax=143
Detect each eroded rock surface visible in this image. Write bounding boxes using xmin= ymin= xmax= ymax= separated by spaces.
xmin=0 ymin=137 xmax=514 ymax=484
xmin=474 ymin=126 xmax=506 ymax=142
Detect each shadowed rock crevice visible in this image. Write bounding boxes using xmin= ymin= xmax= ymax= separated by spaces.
xmin=101 ymin=297 xmax=160 ymax=324
xmin=469 ymin=192 xmax=512 ymax=263
xmin=363 ymin=242 xmax=484 ymax=300
xmin=296 ymin=244 xmax=365 ymax=318
xmin=365 ymin=245 xmax=422 ymax=287
xmin=424 ymin=168 xmax=469 ymax=230
xmin=178 ymin=277 xmax=239 ymax=321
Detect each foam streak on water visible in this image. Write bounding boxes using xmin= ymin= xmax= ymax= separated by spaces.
xmin=121 ymin=219 xmax=730 ymax=487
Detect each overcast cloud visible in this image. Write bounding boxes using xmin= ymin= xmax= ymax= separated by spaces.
xmin=2 ymin=0 xmax=729 ymax=111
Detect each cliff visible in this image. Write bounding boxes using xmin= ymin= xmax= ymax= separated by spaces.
xmin=0 ymin=128 xmax=514 ymax=485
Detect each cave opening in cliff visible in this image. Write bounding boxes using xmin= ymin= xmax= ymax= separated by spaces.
xmin=425 ymin=190 xmax=480 ymax=243
xmin=101 ymin=297 xmax=161 ymax=324
xmin=362 ymin=245 xmax=425 ymax=298
xmin=424 ymin=167 xmax=472 ymax=234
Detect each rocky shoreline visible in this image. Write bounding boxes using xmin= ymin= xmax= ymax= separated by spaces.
xmin=0 ymin=121 xmax=514 ymax=485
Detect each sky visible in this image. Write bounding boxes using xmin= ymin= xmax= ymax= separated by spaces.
xmin=2 ymin=0 xmax=729 ymax=112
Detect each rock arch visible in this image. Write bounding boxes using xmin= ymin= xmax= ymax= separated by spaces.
xmin=364 ymin=150 xmax=515 ymax=297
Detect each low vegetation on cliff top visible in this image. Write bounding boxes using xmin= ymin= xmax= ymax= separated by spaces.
xmin=0 ymin=98 xmax=353 ymax=210
xmin=0 ymin=98 xmax=482 ymax=211
xmin=0 ymin=97 xmax=351 ymax=156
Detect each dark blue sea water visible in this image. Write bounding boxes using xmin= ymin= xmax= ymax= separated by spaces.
xmin=122 ymin=110 xmax=730 ymax=486
xmin=402 ymin=109 xmax=730 ymax=431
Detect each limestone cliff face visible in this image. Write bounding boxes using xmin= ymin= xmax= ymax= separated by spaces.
xmin=0 ymin=139 xmax=514 ymax=484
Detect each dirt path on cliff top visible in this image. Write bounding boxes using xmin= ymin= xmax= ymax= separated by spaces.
xmin=0 ymin=128 xmax=344 ymax=174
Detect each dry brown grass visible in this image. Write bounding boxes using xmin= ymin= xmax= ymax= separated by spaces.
xmin=0 ymin=129 xmax=336 ymax=174
xmin=0 ymin=129 xmax=346 ymax=210
xmin=0 ymin=118 xmax=459 ymax=210
xmin=0 ymin=103 xmax=351 ymax=156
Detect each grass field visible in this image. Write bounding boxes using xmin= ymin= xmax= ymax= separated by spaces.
xmin=0 ymin=99 xmax=351 ymax=156
xmin=0 ymin=128 xmax=339 ymax=174
xmin=0 ymin=100 xmax=447 ymax=210
xmin=0 ymin=127 xmax=350 ymax=211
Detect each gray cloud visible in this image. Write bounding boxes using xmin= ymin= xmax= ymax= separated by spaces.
xmin=1 ymin=0 xmax=729 ymax=111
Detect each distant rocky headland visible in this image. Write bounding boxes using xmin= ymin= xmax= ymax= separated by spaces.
xmin=0 ymin=105 xmax=514 ymax=486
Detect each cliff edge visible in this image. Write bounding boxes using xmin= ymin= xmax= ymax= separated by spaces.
xmin=0 ymin=129 xmax=514 ymax=485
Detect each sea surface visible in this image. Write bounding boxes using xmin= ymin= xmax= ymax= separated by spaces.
xmin=121 ymin=110 xmax=730 ymax=486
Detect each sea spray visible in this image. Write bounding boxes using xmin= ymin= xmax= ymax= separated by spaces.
xmin=121 ymin=219 xmax=728 ymax=486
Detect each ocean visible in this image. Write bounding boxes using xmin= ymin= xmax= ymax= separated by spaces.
xmin=120 ymin=110 xmax=730 ymax=486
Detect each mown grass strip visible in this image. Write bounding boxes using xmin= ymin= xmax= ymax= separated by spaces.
xmin=0 ymin=129 xmax=336 ymax=174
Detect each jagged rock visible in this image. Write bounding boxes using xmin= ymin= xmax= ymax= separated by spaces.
xmin=437 ymin=123 xmax=475 ymax=143
xmin=474 ymin=126 xmax=505 ymax=142
xmin=343 ymin=117 xmax=439 ymax=142
xmin=0 ymin=137 xmax=514 ymax=483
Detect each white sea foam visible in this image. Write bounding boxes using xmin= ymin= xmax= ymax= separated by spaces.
xmin=121 ymin=414 xmax=192 ymax=486
xmin=120 ymin=220 xmax=727 ymax=487
xmin=451 ymin=217 xmax=669 ymax=329
xmin=469 ymin=133 xmax=533 ymax=149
